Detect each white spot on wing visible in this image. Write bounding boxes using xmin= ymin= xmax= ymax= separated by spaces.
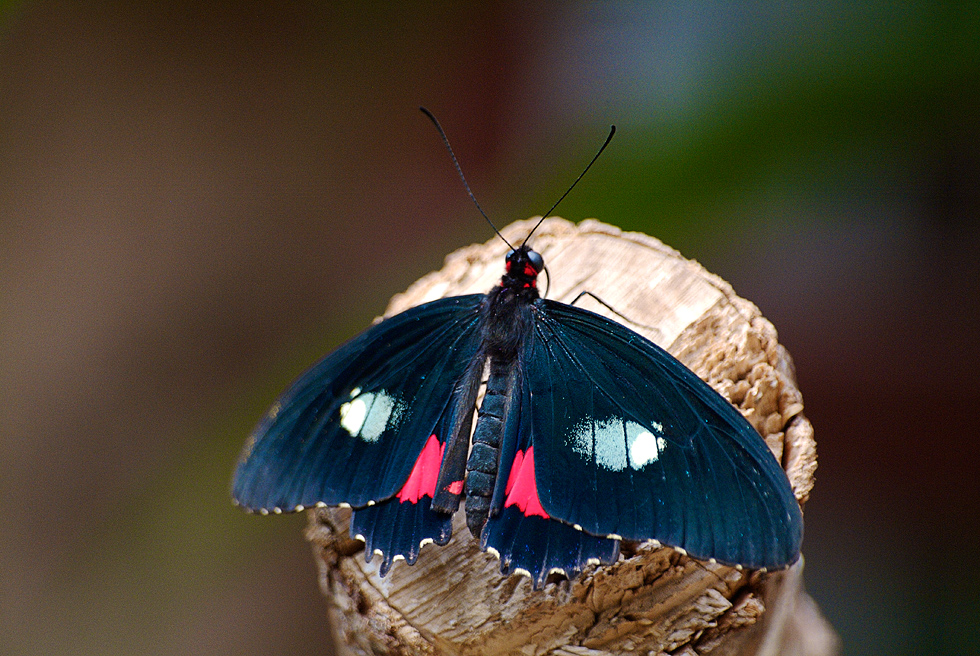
xmin=569 ymin=417 xmax=668 ymax=471
xmin=628 ymin=430 xmax=667 ymax=469
xmin=339 ymin=397 xmax=367 ymax=435
xmin=339 ymin=389 xmax=404 ymax=442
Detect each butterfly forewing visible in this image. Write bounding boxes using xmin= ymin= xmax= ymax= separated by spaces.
xmin=526 ymin=300 xmax=803 ymax=570
xmin=232 ymin=295 xmax=485 ymax=513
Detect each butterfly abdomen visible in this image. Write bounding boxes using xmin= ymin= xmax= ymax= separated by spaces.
xmin=464 ymin=358 xmax=514 ymax=536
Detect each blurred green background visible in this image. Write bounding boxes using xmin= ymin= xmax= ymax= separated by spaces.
xmin=2 ymin=3 xmax=978 ymax=655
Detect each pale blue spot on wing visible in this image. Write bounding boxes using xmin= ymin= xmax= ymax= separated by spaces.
xmin=569 ymin=417 xmax=668 ymax=471
xmin=339 ymin=389 xmax=404 ymax=442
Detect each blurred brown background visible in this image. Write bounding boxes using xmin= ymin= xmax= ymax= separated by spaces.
xmin=2 ymin=3 xmax=978 ymax=655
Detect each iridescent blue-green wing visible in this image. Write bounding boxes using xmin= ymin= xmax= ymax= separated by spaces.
xmin=526 ymin=300 xmax=803 ymax=570
xmin=232 ymin=295 xmax=484 ymax=516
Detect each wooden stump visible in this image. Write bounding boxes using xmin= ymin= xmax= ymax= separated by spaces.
xmin=305 ymin=218 xmax=835 ymax=656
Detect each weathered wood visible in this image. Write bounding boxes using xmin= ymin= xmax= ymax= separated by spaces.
xmin=305 ymin=218 xmax=834 ymax=656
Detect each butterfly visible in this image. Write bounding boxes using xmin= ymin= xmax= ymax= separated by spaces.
xmin=232 ymin=114 xmax=803 ymax=589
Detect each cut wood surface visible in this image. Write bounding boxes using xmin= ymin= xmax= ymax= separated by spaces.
xmin=306 ymin=218 xmax=835 ymax=656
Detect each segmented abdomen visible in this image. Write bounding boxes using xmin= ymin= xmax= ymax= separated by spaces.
xmin=464 ymin=358 xmax=512 ymax=536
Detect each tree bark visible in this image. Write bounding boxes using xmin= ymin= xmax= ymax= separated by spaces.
xmin=305 ymin=218 xmax=836 ymax=656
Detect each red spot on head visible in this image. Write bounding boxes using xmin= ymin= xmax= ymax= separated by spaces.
xmin=396 ymin=434 xmax=444 ymax=503
xmin=503 ymin=446 xmax=550 ymax=519
xmin=445 ymin=480 xmax=464 ymax=495
xmin=504 ymin=253 xmax=539 ymax=288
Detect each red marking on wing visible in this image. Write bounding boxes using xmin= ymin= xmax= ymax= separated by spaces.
xmin=396 ymin=434 xmax=444 ymax=503
xmin=503 ymin=446 xmax=550 ymax=519
xmin=445 ymin=480 xmax=464 ymax=495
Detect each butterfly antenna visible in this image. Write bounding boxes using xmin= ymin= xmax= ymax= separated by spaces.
xmin=420 ymin=107 xmax=513 ymax=250
xmin=523 ymin=125 xmax=616 ymax=246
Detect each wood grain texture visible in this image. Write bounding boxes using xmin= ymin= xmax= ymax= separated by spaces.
xmin=305 ymin=218 xmax=834 ymax=656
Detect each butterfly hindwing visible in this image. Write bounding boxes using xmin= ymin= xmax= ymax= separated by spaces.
xmin=232 ymin=295 xmax=485 ymax=516
xmin=524 ymin=300 xmax=803 ymax=570
xmin=482 ymin=364 xmax=620 ymax=588
xmin=350 ymin=430 xmax=455 ymax=575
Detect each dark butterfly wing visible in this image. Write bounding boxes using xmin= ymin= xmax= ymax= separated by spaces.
xmin=352 ymin=495 xmax=452 ymax=576
xmin=349 ymin=430 xmax=456 ymax=576
xmin=232 ymin=294 xmax=484 ymax=515
xmin=525 ymin=300 xmax=803 ymax=570
xmin=481 ymin=365 xmax=620 ymax=589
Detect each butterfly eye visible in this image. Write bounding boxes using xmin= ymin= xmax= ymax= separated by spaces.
xmin=527 ymin=250 xmax=544 ymax=273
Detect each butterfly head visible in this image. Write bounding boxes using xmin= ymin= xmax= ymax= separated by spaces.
xmin=505 ymin=246 xmax=544 ymax=289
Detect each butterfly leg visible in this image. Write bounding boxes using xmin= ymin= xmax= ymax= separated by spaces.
xmin=568 ymin=291 xmax=659 ymax=332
